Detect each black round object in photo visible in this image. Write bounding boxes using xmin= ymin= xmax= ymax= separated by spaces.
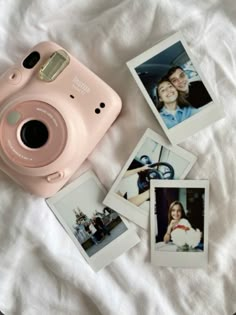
xmin=137 ymin=162 xmax=175 ymax=193
xmin=137 ymin=169 xmax=162 ymax=193
xmin=20 ymin=120 xmax=48 ymax=149
xmin=22 ymin=51 xmax=40 ymax=69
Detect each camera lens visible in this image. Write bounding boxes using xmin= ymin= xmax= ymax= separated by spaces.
xmin=20 ymin=120 xmax=48 ymax=149
xmin=23 ymin=51 xmax=40 ymax=69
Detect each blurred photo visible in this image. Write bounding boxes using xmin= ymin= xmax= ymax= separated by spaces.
xmin=103 ymin=129 xmax=196 ymax=229
xmin=115 ymin=137 xmax=189 ymax=211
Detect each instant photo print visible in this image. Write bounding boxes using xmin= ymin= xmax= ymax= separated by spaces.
xmin=150 ymin=180 xmax=209 ymax=268
xmin=127 ymin=32 xmax=224 ymax=144
xmin=103 ymin=128 xmax=197 ymax=229
xmin=46 ymin=171 xmax=140 ymax=272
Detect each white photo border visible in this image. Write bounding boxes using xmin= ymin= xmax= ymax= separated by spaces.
xmin=103 ymin=128 xmax=197 ymax=230
xmin=46 ymin=170 xmax=140 ymax=272
xmin=150 ymin=179 xmax=209 ymax=268
xmin=126 ymin=31 xmax=225 ymax=144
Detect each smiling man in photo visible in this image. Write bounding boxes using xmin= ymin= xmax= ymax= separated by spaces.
xmin=167 ymin=66 xmax=212 ymax=108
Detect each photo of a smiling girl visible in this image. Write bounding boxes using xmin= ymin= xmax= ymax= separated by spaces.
xmin=153 ymin=185 xmax=206 ymax=253
xmin=163 ymin=200 xmax=188 ymax=243
xmin=156 ymin=77 xmax=199 ymax=129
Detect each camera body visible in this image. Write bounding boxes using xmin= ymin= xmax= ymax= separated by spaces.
xmin=0 ymin=41 xmax=122 ymax=197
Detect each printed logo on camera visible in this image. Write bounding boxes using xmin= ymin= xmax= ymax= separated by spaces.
xmin=7 ymin=140 xmax=32 ymax=161
xmin=72 ymin=76 xmax=90 ymax=95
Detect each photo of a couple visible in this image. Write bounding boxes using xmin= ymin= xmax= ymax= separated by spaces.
xmin=135 ymin=41 xmax=212 ymax=129
xmin=156 ymin=65 xmax=211 ymax=129
xmin=127 ymin=32 xmax=224 ymax=144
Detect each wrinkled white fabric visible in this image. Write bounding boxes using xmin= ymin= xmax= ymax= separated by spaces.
xmin=0 ymin=0 xmax=235 ymax=314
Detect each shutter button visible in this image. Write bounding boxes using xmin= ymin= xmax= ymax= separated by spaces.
xmin=46 ymin=171 xmax=64 ymax=183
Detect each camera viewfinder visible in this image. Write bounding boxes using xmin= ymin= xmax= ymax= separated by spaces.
xmin=23 ymin=51 xmax=40 ymax=69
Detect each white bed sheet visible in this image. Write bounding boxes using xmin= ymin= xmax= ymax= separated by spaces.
xmin=0 ymin=0 xmax=236 ymax=314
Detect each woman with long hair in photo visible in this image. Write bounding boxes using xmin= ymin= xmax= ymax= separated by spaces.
xmin=156 ymin=77 xmax=199 ymax=129
xmin=163 ymin=200 xmax=187 ymax=243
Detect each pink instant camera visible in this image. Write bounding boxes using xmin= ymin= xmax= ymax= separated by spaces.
xmin=0 ymin=42 xmax=122 ymax=197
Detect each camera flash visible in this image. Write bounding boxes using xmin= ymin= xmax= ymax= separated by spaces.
xmin=39 ymin=50 xmax=70 ymax=82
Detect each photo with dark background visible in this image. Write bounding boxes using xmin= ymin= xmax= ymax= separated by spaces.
xmin=155 ymin=187 xmax=205 ymax=245
xmin=135 ymin=41 xmax=211 ymax=108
